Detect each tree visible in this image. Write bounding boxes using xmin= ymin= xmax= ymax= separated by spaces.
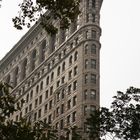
xmin=12 ymin=0 xmax=80 ymax=34
xmin=0 ymin=82 xmax=58 ymax=140
xmin=86 ymin=87 xmax=140 ymax=140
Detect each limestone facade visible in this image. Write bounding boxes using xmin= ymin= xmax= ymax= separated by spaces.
xmin=0 ymin=0 xmax=103 ymax=138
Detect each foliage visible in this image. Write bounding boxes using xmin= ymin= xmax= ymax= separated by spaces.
xmin=12 ymin=0 xmax=80 ymax=34
xmin=0 ymin=82 xmax=58 ymax=140
xmin=86 ymin=87 xmax=140 ymax=140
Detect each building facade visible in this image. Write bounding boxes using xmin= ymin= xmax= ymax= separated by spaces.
xmin=0 ymin=0 xmax=103 ymax=138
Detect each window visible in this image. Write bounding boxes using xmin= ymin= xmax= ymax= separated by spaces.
xmin=91 ymin=74 xmax=96 ymax=83
xmin=36 ymin=85 xmax=39 ymax=94
xmin=56 ymin=107 xmax=60 ymax=116
xmin=85 ymin=59 xmax=89 ymax=69
xmin=57 ymin=92 xmax=60 ymax=102
xmin=40 ymin=81 xmax=43 ymax=90
xmin=61 ymin=104 xmax=64 ymax=114
xmin=26 ymin=94 xmax=29 ymax=103
xmin=48 ymin=114 xmax=52 ymax=124
xmin=91 ymin=44 xmax=96 ymax=54
xmin=30 ymin=90 xmax=33 ymax=100
xmin=39 ymin=95 xmax=42 ymax=104
xmin=85 ymin=45 xmax=88 ymax=54
xmin=86 ymin=14 xmax=89 ymax=22
xmin=38 ymin=109 xmax=42 ymax=118
xmin=48 ymin=63 xmax=51 ymax=71
xmin=29 ymin=104 xmax=32 ymax=111
xmin=67 ymin=115 xmax=71 ymax=125
xmin=84 ymin=90 xmax=88 ymax=100
xmin=35 ymin=99 xmax=38 ymax=108
xmin=92 ymin=0 xmax=96 ymax=8
xmin=49 ymin=100 xmax=52 ymax=110
xmin=70 ymin=42 xmax=74 ymax=49
xmin=90 ymin=89 xmax=96 ymax=99
xmin=73 ymin=80 xmax=77 ymax=91
xmin=68 ymin=70 xmax=72 ymax=80
xmin=67 ymin=100 xmax=71 ymax=110
xmin=34 ymin=112 xmax=37 ymax=121
xmin=60 ymin=119 xmax=64 ymax=130
xmin=25 ymin=107 xmax=28 ymax=114
xmin=74 ymin=66 xmax=78 ymax=76
xmin=90 ymin=105 xmax=96 ymax=112
xmin=61 ymin=76 xmax=65 ymax=84
xmin=62 ymin=62 xmax=65 ymax=71
xmin=61 ymin=89 xmax=65 ymax=99
xmin=72 ymin=111 xmax=76 ymax=122
xmin=45 ymin=90 xmax=48 ymax=99
xmin=74 ymin=51 xmax=78 ymax=61
xmin=46 ymin=76 xmax=49 ymax=86
xmin=51 ymin=72 xmax=54 ymax=82
xmin=44 ymin=104 xmax=48 ymax=113
xmin=68 ymin=84 xmax=72 ymax=94
xmin=57 ymin=80 xmax=60 ymax=87
xmin=84 ymin=105 xmax=88 ymax=115
xmin=69 ymin=56 xmax=73 ymax=65
xmin=92 ymin=14 xmax=95 ymax=22
xmin=32 ymin=49 xmax=37 ymax=71
xmin=85 ymin=74 xmax=88 ymax=84
xmin=92 ymin=30 xmax=96 ymax=39
xmin=73 ymin=96 xmax=77 ymax=106
xmin=57 ymin=66 xmax=61 ymax=76
xmin=91 ymin=59 xmax=96 ymax=69
xmin=50 ymin=86 xmax=53 ymax=95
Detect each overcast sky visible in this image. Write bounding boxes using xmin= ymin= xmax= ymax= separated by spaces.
xmin=0 ymin=0 xmax=140 ymax=107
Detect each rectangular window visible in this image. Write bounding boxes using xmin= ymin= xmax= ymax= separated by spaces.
xmin=39 ymin=95 xmax=42 ymax=104
xmin=49 ymin=100 xmax=52 ymax=110
xmin=91 ymin=59 xmax=96 ymax=69
xmin=74 ymin=66 xmax=78 ymax=76
xmin=92 ymin=30 xmax=96 ymax=39
xmin=72 ymin=111 xmax=76 ymax=122
xmin=60 ymin=119 xmax=64 ymax=130
xmin=67 ymin=100 xmax=71 ymax=110
xmin=61 ymin=76 xmax=65 ymax=84
xmin=68 ymin=70 xmax=72 ymax=80
xmin=35 ymin=99 xmax=38 ymax=108
xmin=73 ymin=80 xmax=77 ymax=91
xmin=50 ymin=86 xmax=53 ymax=95
xmin=61 ymin=104 xmax=64 ymax=114
xmin=29 ymin=104 xmax=32 ymax=111
xmin=38 ymin=109 xmax=41 ymax=118
xmin=91 ymin=45 xmax=96 ymax=54
xmin=67 ymin=115 xmax=71 ymax=125
xmin=45 ymin=90 xmax=48 ymax=99
xmin=90 ymin=89 xmax=96 ymax=99
xmin=91 ymin=74 xmax=96 ymax=83
xmin=68 ymin=84 xmax=72 ymax=94
xmin=73 ymin=96 xmax=77 ymax=106
xmin=44 ymin=104 xmax=48 ymax=113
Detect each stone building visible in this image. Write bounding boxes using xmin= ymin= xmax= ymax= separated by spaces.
xmin=0 ymin=0 xmax=103 ymax=139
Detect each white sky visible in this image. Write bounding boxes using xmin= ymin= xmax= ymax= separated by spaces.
xmin=1 ymin=0 xmax=140 ymax=107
